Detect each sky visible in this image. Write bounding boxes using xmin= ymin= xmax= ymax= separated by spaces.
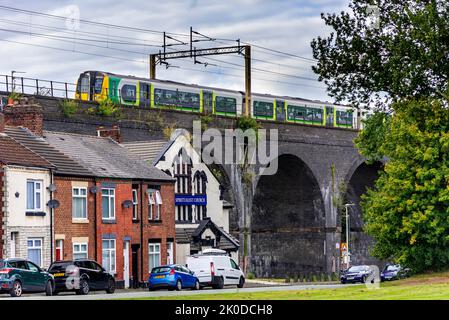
xmin=0 ymin=0 xmax=349 ymax=102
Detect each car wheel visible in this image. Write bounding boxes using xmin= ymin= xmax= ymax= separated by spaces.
xmin=106 ymin=279 xmax=115 ymax=294
xmin=237 ymin=277 xmax=245 ymax=288
xmin=45 ymin=280 xmax=54 ymax=296
xmin=340 ymin=279 xmax=346 ymax=284
xmin=175 ymin=280 xmax=182 ymax=291
xmin=77 ymin=279 xmax=90 ymax=295
xmin=10 ymin=280 xmax=23 ymax=297
xmin=361 ymin=276 xmax=366 ymax=284
xmin=192 ymin=280 xmax=200 ymax=290
xmin=215 ymin=277 xmax=224 ymax=289
xmin=149 ymin=287 xmax=156 ymax=291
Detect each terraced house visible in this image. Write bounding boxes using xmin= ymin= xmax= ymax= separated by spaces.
xmin=2 ymin=98 xmax=176 ymax=288
xmin=0 ymin=111 xmax=54 ymax=269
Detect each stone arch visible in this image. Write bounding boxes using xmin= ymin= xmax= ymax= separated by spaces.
xmin=251 ymin=154 xmax=326 ymax=277
xmin=342 ymin=161 xmax=384 ymax=266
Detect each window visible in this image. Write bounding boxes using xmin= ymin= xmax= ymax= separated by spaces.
xmin=80 ymin=76 xmax=89 ymax=93
xmin=27 ymin=238 xmax=42 ymax=267
xmin=149 ymin=243 xmax=161 ymax=270
xmin=215 ymin=96 xmax=237 ymax=114
xmin=73 ymin=243 xmax=88 ymax=260
xmin=102 ymin=239 xmax=116 ymax=274
xmin=27 ymin=261 xmax=40 ymax=272
xmin=253 ymin=101 xmax=274 ymax=118
xmin=140 ymin=83 xmax=151 ymax=106
xmin=336 ymin=110 xmax=353 ymax=127
xmin=155 ymin=190 xmax=162 ymax=220
xmin=26 ymin=180 xmax=43 ymax=211
xmin=55 ymin=239 xmax=63 ymax=261
xmin=94 ymin=76 xmax=104 ymax=94
xmin=148 ymin=190 xmax=155 ymax=220
xmin=154 ymin=88 xmax=200 ymax=110
xmin=132 ymin=189 xmax=138 ymax=220
xmin=230 ymin=259 xmax=240 ymax=270
xmin=121 ymin=84 xmax=136 ymax=102
xmin=72 ymin=187 xmax=87 ymax=219
xmin=102 ymin=188 xmax=115 ymax=220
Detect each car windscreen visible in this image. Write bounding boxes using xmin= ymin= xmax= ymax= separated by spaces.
xmin=348 ymin=266 xmax=366 ymax=272
xmin=49 ymin=262 xmax=72 ymax=272
xmin=151 ymin=266 xmax=171 ymax=274
xmin=385 ymin=265 xmax=399 ymax=271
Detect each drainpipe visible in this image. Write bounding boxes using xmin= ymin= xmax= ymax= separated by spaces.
xmin=140 ymin=180 xmax=145 ymax=286
xmin=50 ymin=169 xmax=54 ymax=264
xmin=94 ymin=178 xmax=98 ymax=260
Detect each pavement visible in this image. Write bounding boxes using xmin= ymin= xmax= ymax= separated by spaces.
xmin=0 ymin=282 xmax=350 ymax=300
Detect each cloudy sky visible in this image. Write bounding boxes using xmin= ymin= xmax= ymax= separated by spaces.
xmin=0 ymin=0 xmax=349 ymax=101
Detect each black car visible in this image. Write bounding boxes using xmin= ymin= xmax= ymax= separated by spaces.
xmin=381 ymin=264 xmax=410 ymax=281
xmin=0 ymin=258 xmax=55 ymax=297
xmin=340 ymin=265 xmax=374 ymax=284
xmin=48 ymin=259 xmax=115 ymax=295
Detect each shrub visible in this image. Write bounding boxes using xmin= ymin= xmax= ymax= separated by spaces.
xmin=236 ymin=115 xmax=260 ymax=132
xmin=246 ymin=272 xmax=255 ymax=280
xmin=97 ymin=98 xmax=119 ymax=117
xmin=59 ymin=99 xmax=78 ymax=117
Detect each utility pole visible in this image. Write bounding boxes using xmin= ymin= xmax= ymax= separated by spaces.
xmin=149 ymin=28 xmax=251 ymax=116
xmin=344 ymin=203 xmax=355 ymax=268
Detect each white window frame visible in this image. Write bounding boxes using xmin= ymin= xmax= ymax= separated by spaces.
xmin=102 ymin=239 xmax=116 ymax=274
xmin=27 ymin=238 xmax=43 ymax=267
xmin=72 ymin=187 xmax=88 ymax=219
xmin=155 ymin=190 xmax=162 ymax=220
xmin=102 ymin=188 xmax=116 ymax=220
xmin=73 ymin=242 xmax=88 ymax=260
xmin=148 ymin=243 xmax=161 ymax=271
xmin=26 ymin=180 xmax=43 ymax=212
xmin=148 ymin=190 xmax=155 ymax=220
xmin=132 ymin=189 xmax=138 ymax=220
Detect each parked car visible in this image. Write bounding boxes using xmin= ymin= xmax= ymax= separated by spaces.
xmin=381 ymin=264 xmax=410 ymax=281
xmin=0 ymin=258 xmax=55 ymax=297
xmin=340 ymin=265 xmax=374 ymax=284
xmin=148 ymin=264 xmax=200 ymax=291
xmin=186 ymin=249 xmax=245 ymax=289
xmin=47 ymin=259 xmax=115 ymax=295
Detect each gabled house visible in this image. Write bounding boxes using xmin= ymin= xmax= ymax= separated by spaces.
xmin=122 ymin=129 xmax=239 ymax=264
xmin=0 ymin=113 xmax=54 ymax=268
xmin=3 ymin=99 xmax=176 ymax=288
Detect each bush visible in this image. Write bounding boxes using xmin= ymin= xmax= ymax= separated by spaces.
xmin=236 ymin=115 xmax=260 ymax=132
xmin=59 ymin=99 xmax=78 ymax=117
xmin=96 ymin=98 xmax=119 ymax=117
xmin=246 ymin=272 xmax=255 ymax=280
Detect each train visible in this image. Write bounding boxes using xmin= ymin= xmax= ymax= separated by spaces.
xmin=75 ymin=70 xmax=360 ymax=129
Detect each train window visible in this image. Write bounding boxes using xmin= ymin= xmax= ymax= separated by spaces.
xmin=121 ymin=84 xmax=136 ymax=102
xmin=94 ymin=76 xmax=103 ymax=94
xmin=80 ymin=77 xmax=89 ymax=93
xmin=154 ymin=88 xmax=200 ymax=109
xmin=253 ymin=101 xmax=274 ymax=118
xmin=215 ymin=96 xmax=237 ymax=114
xmin=336 ymin=110 xmax=353 ymax=126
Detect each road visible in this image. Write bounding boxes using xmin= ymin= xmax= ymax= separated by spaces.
xmin=0 ymin=283 xmax=350 ymax=300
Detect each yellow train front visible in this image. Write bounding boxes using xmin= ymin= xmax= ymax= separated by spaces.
xmin=75 ymin=70 xmax=359 ymax=129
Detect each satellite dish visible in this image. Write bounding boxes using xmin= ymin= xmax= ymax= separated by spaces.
xmin=90 ymin=186 xmax=99 ymax=194
xmin=47 ymin=199 xmax=60 ymax=209
xmin=47 ymin=183 xmax=57 ymax=192
xmin=122 ymin=200 xmax=133 ymax=209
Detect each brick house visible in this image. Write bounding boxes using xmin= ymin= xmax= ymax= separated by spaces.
xmin=3 ymin=99 xmax=176 ymax=288
xmin=0 ymin=112 xmax=54 ymax=268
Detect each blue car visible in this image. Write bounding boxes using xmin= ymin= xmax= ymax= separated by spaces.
xmin=340 ymin=265 xmax=374 ymax=284
xmin=381 ymin=264 xmax=410 ymax=281
xmin=148 ymin=264 xmax=200 ymax=291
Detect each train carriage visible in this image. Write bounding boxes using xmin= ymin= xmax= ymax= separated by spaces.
xmin=75 ymin=70 xmax=357 ymax=129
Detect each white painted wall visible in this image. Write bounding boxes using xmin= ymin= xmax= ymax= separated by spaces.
xmin=3 ymin=166 xmax=52 ymax=267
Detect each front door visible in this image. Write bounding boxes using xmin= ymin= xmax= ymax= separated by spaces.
xmin=123 ymin=241 xmax=130 ymax=288
xmin=131 ymin=244 xmax=139 ymax=288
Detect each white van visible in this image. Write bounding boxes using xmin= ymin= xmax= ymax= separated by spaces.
xmin=186 ymin=249 xmax=245 ymax=289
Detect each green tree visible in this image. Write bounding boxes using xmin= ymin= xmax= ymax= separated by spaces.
xmin=356 ymin=97 xmax=449 ymax=272
xmin=311 ymin=1 xmax=449 ymax=108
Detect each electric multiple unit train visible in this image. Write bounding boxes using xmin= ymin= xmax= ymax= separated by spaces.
xmin=75 ymin=70 xmax=359 ymax=129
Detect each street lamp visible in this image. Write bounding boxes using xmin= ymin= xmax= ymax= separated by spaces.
xmin=11 ymin=70 xmax=26 ymax=93
xmin=344 ymin=203 xmax=355 ymax=268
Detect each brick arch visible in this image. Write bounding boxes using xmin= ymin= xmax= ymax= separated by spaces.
xmin=250 ymin=153 xmax=326 ymax=277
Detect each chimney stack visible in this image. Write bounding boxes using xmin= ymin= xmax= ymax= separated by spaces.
xmin=3 ymin=97 xmax=43 ymax=136
xmin=97 ymin=125 xmax=122 ymax=143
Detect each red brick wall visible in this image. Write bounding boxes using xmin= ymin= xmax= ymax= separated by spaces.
xmin=53 ymin=177 xmax=96 ymax=260
xmin=3 ymin=103 xmax=43 ymax=136
xmin=0 ymin=168 xmax=4 ymax=259
xmin=0 ymin=113 xmax=5 ymax=133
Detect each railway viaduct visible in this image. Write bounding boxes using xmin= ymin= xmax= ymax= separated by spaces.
xmin=1 ymin=93 xmax=384 ymax=277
